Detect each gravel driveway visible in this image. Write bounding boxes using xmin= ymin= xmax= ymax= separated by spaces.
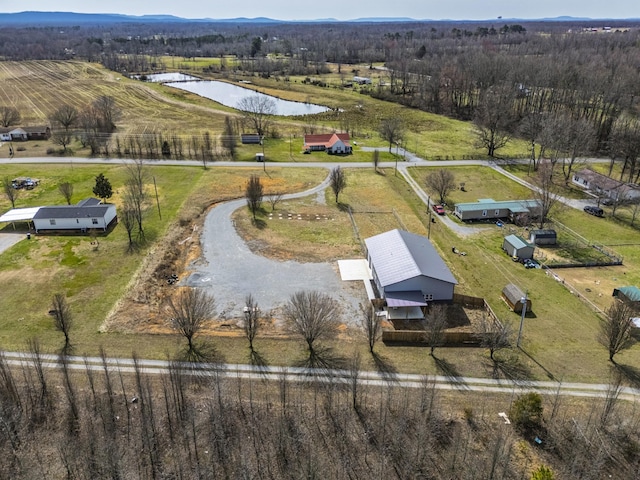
xmin=184 ymin=177 xmax=368 ymax=324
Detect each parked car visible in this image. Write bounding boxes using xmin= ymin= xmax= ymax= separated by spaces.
xmin=432 ymin=204 xmax=446 ymax=215
xmin=583 ymin=205 xmax=604 ymax=217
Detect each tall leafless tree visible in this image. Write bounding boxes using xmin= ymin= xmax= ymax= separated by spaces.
xmin=0 ymin=106 xmax=20 ymax=127
xmin=124 ymin=159 xmax=148 ymax=240
xmin=531 ymin=162 xmax=563 ymax=228
xmin=372 ymin=150 xmax=380 ymax=172
xmin=379 ymin=117 xmax=405 ymax=153
xmin=424 ymin=305 xmax=447 ymax=356
xmin=283 ymin=290 xmax=339 ymax=361
xmin=167 ymin=288 xmax=216 ymax=361
xmin=329 ymin=166 xmax=347 ymax=204
xmin=51 ymin=293 xmax=73 ymax=352
xmin=2 ymin=177 xmax=18 ymax=209
xmin=360 ymin=302 xmax=382 ymax=354
xmin=476 ymin=314 xmax=512 ymax=360
xmin=425 ymin=169 xmax=455 ymax=205
xmin=50 ymin=104 xmax=78 ymax=152
xmin=237 ymin=95 xmax=276 ymax=137
xmin=58 ymin=182 xmax=74 ymax=205
xmin=93 ymin=95 xmax=120 ymax=132
xmin=598 ymin=300 xmax=637 ymax=363
xmin=245 ymin=174 xmax=264 ymax=220
xmin=473 ymin=84 xmax=515 ymax=158
xmin=243 ymin=294 xmax=260 ymax=351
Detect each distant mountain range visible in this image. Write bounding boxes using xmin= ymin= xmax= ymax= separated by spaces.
xmin=0 ymin=11 xmax=636 ymax=26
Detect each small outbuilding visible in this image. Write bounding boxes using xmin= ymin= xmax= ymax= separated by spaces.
xmin=612 ymin=286 xmax=640 ymax=308
xmin=503 ymin=234 xmax=534 ymax=260
xmin=529 ymin=229 xmax=557 ymax=246
xmin=502 ymin=284 xmax=531 ymax=313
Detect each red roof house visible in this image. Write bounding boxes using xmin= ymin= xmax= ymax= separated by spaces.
xmin=303 ymin=133 xmax=352 ymax=155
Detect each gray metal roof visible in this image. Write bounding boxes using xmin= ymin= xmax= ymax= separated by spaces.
xmin=33 ymin=205 xmax=111 ymax=220
xmin=365 ymin=229 xmax=457 ymax=287
xmin=77 ymin=197 xmax=102 ymax=207
xmin=504 ymin=234 xmax=532 ymax=250
xmin=455 ymin=199 xmax=540 ymax=213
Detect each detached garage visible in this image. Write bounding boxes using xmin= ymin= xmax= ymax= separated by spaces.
xmin=503 ymin=234 xmax=534 ymax=260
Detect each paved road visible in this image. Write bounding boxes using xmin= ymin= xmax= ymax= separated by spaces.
xmin=184 ymin=172 xmax=368 ymax=321
xmin=3 ymin=350 xmax=639 ymax=401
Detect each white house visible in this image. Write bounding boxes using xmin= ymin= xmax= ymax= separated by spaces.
xmin=303 ymin=133 xmax=352 ymax=154
xmin=572 ymin=168 xmax=640 ymax=202
xmin=365 ymin=229 xmax=457 ymax=319
xmin=32 ymin=198 xmax=117 ymax=233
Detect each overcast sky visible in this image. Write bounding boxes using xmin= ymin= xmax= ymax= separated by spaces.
xmin=7 ymin=1 xmax=640 ymax=21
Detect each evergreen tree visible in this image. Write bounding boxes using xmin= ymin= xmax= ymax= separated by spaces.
xmin=93 ymin=173 xmax=113 ymax=201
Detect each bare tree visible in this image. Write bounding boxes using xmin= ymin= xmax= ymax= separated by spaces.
xmin=360 ymin=302 xmax=382 ymax=354
xmin=476 ymin=314 xmax=512 ymax=360
xmin=92 ymin=95 xmax=120 ymax=132
xmin=424 ymin=305 xmax=447 ymax=356
xmin=222 ymin=115 xmax=237 ymax=159
xmin=379 ymin=117 xmax=405 ymax=153
xmin=237 ymin=95 xmax=276 ymax=137
xmin=58 ymin=182 xmax=74 ymax=205
xmin=283 ymin=290 xmax=339 ymax=358
xmin=329 ymin=166 xmax=347 ymax=204
xmin=124 ymin=160 xmax=148 ymax=240
xmin=0 ymin=106 xmax=20 ymax=127
xmin=50 ymin=104 xmax=78 ymax=152
xmin=243 ymin=294 xmax=260 ymax=351
xmin=245 ymin=174 xmax=264 ymax=220
xmin=2 ymin=177 xmax=18 ymax=208
xmin=425 ymin=169 xmax=455 ymax=205
xmin=166 ymin=288 xmax=216 ymax=361
xmin=531 ymin=162 xmax=563 ymax=228
xmin=473 ymin=84 xmax=515 ymax=158
xmin=120 ymin=203 xmax=137 ymax=251
xmin=598 ymin=300 xmax=637 ymax=363
xmin=267 ymin=191 xmax=283 ymax=211
xmin=51 ymin=293 xmax=73 ymax=352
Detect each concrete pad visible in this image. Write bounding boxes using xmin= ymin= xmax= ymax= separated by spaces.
xmin=338 ymin=259 xmax=372 ymax=281
xmin=0 ymin=233 xmax=25 ymax=254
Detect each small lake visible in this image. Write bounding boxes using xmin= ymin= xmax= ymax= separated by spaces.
xmin=165 ymin=80 xmax=330 ymax=117
xmin=135 ymin=72 xmax=200 ymax=83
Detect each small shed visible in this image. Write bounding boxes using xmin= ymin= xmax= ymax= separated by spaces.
xmin=502 ymin=284 xmax=531 ymax=313
xmin=612 ymin=286 xmax=640 ymax=307
xmin=241 ymin=133 xmax=261 ymax=144
xmin=529 ymin=229 xmax=557 ymax=246
xmin=255 ymin=153 xmax=265 ymax=162
xmin=503 ymin=234 xmax=534 ymax=260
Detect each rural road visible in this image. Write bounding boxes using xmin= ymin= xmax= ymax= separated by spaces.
xmin=2 ymin=350 xmax=639 ymax=402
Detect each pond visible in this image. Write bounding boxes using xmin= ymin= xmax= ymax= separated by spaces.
xmin=135 ymin=72 xmax=200 ymax=82
xmin=165 ymin=80 xmax=330 ymax=117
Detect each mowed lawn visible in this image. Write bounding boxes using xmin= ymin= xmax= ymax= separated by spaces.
xmin=0 ymin=164 xmax=325 ymax=357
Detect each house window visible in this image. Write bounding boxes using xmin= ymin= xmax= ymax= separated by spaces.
xmin=482 ymin=210 xmax=487 ymax=217
xmin=495 ymin=209 xmax=500 ymax=215
xmin=76 ymin=219 xmax=79 ymax=223
xmin=424 ymin=294 xmax=433 ymax=301
xmin=49 ymin=219 xmax=56 ymax=226
xmin=92 ymin=218 xmax=99 ymax=225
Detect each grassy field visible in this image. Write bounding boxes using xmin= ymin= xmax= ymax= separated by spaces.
xmin=0 ymin=60 xmax=531 ymax=161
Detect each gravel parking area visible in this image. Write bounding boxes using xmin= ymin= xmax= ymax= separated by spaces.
xmin=185 ymin=195 xmax=368 ymax=325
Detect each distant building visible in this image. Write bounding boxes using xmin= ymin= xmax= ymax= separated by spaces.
xmin=572 ymin=168 xmax=640 ymax=202
xmin=353 ymin=76 xmax=372 ymax=85
xmin=303 ymin=133 xmax=352 ymax=155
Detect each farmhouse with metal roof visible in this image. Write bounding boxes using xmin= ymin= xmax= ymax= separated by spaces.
xmin=364 ymin=229 xmax=457 ymax=319
xmin=32 ymin=198 xmax=117 ymax=234
xmin=303 ymin=133 xmax=352 ymax=154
